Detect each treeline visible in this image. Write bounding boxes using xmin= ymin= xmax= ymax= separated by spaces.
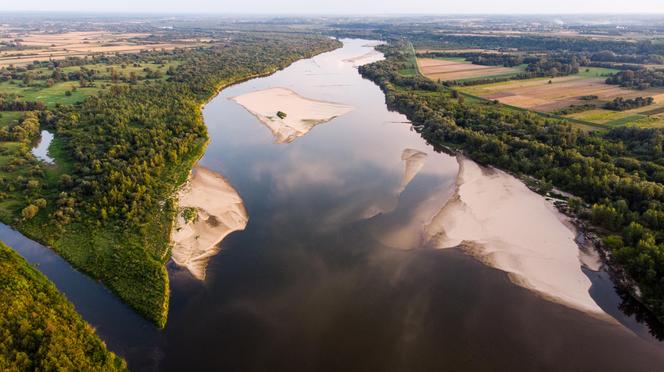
xmin=360 ymin=41 xmax=664 ymax=320
xmin=0 ymin=111 xmax=40 ymax=143
xmin=523 ymin=54 xmax=580 ymax=77
xmin=11 ymin=33 xmax=342 ymax=326
xmin=606 ymin=69 xmax=664 ymax=90
xmin=0 ymin=242 xmax=126 ymax=371
xmin=0 ymin=95 xmax=45 ymax=111
xmin=604 ymin=96 xmax=654 ymax=111
xmin=590 ymin=50 xmax=664 ymax=65
xmin=410 ymin=33 xmax=664 ymax=55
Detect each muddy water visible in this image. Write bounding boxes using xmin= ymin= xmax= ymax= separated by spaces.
xmin=2 ymin=39 xmax=664 ymax=371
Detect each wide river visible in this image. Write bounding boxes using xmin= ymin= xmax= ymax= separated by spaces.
xmin=4 ymin=39 xmax=664 ymax=371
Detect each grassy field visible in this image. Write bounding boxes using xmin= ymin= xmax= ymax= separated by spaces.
xmin=0 ymin=111 xmax=22 ymax=127
xmin=566 ymin=109 xmax=632 ymax=123
xmin=0 ymin=81 xmax=97 ymax=106
xmin=575 ymin=67 xmax=620 ymax=77
xmin=398 ymin=42 xmax=420 ymax=77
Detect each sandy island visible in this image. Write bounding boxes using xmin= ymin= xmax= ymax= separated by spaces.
xmin=171 ymin=166 xmax=248 ymax=280
xmin=231 ymin=87 xmax=353 ymax=144
xmin=426 ymin=156 xmax=607 ymax=317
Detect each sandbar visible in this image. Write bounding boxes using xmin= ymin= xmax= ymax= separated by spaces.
xmin=231 ymin=87 xmax=353 ymax=144
xmin=426 ymin=156 xmax=607 ymax=316
xmin=171 ymin=166 xmax=248 ymax=280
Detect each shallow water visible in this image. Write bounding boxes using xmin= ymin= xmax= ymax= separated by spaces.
xmin=2 ymin=39 xmax=664 ymax=371
xmin=31 ymin=130 xmax=54 ymax=163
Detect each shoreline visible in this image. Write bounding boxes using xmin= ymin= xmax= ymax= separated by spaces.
xmin=426 ymin=155 xmax=614 ymax=320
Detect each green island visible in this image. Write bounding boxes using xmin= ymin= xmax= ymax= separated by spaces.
xmin=359 ymin=40 xmax=664 ymax=320
xmin=0 ymin=241 xmax=126 ymax=370
xmin=0 ymin=33 xmax=341 ymax=327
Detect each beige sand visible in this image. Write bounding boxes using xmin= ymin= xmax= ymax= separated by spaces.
xmin=343 ymin=50 xmax=382 ymax=66
xmin=426 ymin=157 xmax=607 ymax=316
xmin=171 ymin=166 xmax=248 ymax=280
xmin=400 ymin=149 xmax=428 ymax=191
xmin=231 ymin=87 xmax=353 ymax=144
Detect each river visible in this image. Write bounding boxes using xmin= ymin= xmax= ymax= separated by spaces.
xmin=5 ymin=39 xmax=664 ymax=371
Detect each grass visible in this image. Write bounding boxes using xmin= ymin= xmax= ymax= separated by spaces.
xmin=567 ymin=109 xmax=632 ymax=123
xmin=605 ymin=114 xmax=648 ymax=126
xmin=576 ymin=67 xmax=620 ymax=77
xmin=398 ymin=42 xmax=420 ymax=77
xmin=431 ymin=56 xmax=468 ymax=62
xmin=0 ymin=111 xmax=23 ymax=127
xmin=628 ymin=115 xmax=664 ymax=128
xmin=0 ymin=81 xmax=98 ymax=107
xmin=454 ymin=67 xmax=526 ymax=83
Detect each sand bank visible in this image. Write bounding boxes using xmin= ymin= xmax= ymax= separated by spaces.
xmin=400 ymin=149 xmax=428 ymax=192
xmin=171 ymin=166 xmax=248 ymax=280
xmin=426 ymin=157 xmax=606 ymax=316
xmin=342 ymin=50 xmax=382 ymax=66
xmin=231 ymin=87 xmax=353 ymax=144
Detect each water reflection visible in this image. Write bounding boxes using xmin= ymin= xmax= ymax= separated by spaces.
xmin=31 ymin=130 xmax=54 ymax=164
xmin=1 ymin=39 xmax=663 ymax=371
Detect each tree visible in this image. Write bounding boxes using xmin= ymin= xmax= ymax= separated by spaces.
xmin=21 ymin=204 xmax=39 ymax=220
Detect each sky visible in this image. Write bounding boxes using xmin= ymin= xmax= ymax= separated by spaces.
xmin=1 ymin=0 xmax=664 ymax=15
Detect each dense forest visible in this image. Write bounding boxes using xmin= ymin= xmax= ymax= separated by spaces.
xmin=606 ymin=69 xmax=664 ymax=89
xmin=360 ymin=41 xmax=664 ymax=320
xmin=0 ymin=33 xmax=341 ymax=326
xmin=0 ymin=241 xmax=125 ymax=370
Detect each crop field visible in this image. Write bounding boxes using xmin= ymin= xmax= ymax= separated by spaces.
xmin=460 ymin=71 xmax=662 ymax=113
xmin=416 ymin=57 xmax=521 ymax=81
xmin=0 ymin=31 xmax=204 ymax=67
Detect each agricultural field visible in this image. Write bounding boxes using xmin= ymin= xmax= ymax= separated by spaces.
xmin=0 ymin=30 xmax=205 ymax=67
xmin=417 ymin=57 xmax=523 ymax=81
xmin=460 ymin=69 xmax=657 ymax=105
xmin=566 ymin=94 xmax=664 ymax=128
xmin=453 ymin=65 xmax=664 ymax=128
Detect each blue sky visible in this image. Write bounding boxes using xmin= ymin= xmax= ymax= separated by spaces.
xmin=1 ymin=0 xmax=664 ymax=14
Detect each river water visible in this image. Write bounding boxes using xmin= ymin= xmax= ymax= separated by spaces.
xmin=5 ymin=39 xmax=664 ymax=371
